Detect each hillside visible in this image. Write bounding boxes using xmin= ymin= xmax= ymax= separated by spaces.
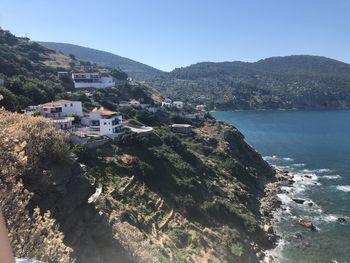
xmin=39 ymin=42 xmax=164 ymax=80
xmin=0 ymin=108 xmax=277 ymax=262
xmin=150 ymin=55 xmax=350 ymax=110
xmin=0 ymin=28 xmax=159 ymax=112
xmin=0 ymin=29 xmax=280 ymax=262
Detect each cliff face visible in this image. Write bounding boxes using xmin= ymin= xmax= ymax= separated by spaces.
xmin=74 ymin=118 xmax=276 ymax=262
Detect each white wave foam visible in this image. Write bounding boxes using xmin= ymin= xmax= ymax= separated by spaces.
xmin=263 ymin=155 xmax=278 ymax=161
xmin=277 ymin=193 xmax=293 ymax=205
xmin=322 ymin=214 xmax=338 ymax=222
xmin=302 ymin=168 xmax=332 ymax=174
xmin=293 ymin=173 xmax=319 ymax=185
xmin=323 ymin=175 xmax=341 ymax=180
xmin=292 ymin=163 xmax=306 ymax=167
xmin=336 ymin=185 xmax=350 ymax=192
xmin=263 ymin=237 xmax=288 ymax=263
xmin=263 ymin=155 xmax=294 ymax=162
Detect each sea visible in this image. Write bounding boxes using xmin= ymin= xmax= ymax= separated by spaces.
xmin=212 ymin=110 xmax=350 ymax=263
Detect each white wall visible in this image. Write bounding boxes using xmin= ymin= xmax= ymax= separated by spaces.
xmin=84 ymin=113 xmax=123 ymax=135
xmin=74 ymin=81 xmax=115 ymax=89
xmin=60 ymin=101 xmax=83 ymax=116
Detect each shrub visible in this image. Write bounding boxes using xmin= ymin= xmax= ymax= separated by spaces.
xmin=0 ymin=110 xmax=73 ymax=262
xmin=168 ymin=228 xmax=190 ymax=248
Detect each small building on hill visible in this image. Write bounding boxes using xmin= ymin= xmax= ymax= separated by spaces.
xmin=161 ymin=98 xmax=184 ymax=110
xmin=196 ymin=105 xmax=207 ymax=112
xmin=72 ymin=72 xmax=115 ymax=89
xmin=81 ymin=107 xmax=123 ymax=138
xmin=49 ymin=117 xmax=74 ymax=131
xmin=171 ymin=124 xmax=192 ymax=134
xmin=38 ymin=100 xmax=83 ymax=118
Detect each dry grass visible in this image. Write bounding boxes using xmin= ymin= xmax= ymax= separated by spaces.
xmin=0 ymin=109 xmax=73 ymax=262
xmin=43 ymin=52 xmax=73 ymax=70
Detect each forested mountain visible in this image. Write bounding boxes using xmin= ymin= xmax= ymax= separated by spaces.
xmin=38 ymin=40 xmax=350 ymax=110
xmin=150 ymin=55 xmax=350 ymax=110
xmin=39 ymin=42 xmax=164 ymax=80
xmin=0 ymin=29 xmax=69 ymax=110
xmin=0 ymin=29 xmax=156 ymax=112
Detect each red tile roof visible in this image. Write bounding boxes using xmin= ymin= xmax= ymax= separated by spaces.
xmin=90 ymin=107 xmax=120 ymax=117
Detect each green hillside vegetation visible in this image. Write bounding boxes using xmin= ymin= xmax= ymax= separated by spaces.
xmin=0 ymin=28 xmax=161 ymax=113
xmin=150 ymin=55 xmax=350 ymax=110
xmin=74 ymin=117 xmax=275 ymax=262
xmin=39 ymin=42 xmax=164 ymax=80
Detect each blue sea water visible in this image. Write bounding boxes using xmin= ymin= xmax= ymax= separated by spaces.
xmin=212 ymin=110 xmax=350 ymax=263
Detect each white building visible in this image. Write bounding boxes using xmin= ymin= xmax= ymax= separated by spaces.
xmin=161 ymin=98 xmax=184 ymax=110
xmin=0 ymin=79 xmax=4 ymax=85
xmin=38 ymin=100 xmax=83 ymax=118
xmin=72 ymin=72 xmax=115 ymax=89
xmin=49 ymin=117 xmax=74 ymax=131
xmin=196 ymin=105 xmax=207 ymax=112
xmin=81 ymin=107 xmax=123 ymax=138
xmin=161 ymin=101 xmax=172 ymax=108
xmin=173 ymin=101 xmax=184 ymax=110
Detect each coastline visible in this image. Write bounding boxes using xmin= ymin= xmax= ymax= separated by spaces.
xmin=259 ymin=168 xmax=295 ymax=262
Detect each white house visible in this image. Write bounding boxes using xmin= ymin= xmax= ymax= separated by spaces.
xmin=161 ymin=101 xmax=172 ymax=108
xmin=49 ymin=117 xmax=74 ymax=131
xmin=38 ymin=100 xmax=83 ymax=118
xmin=196 ymin=105 xmax=207 ymax=112
xmin=72 ymin=72 xmax=115 ymax=89
xmin=81 ymin=107 xmax=123 ymax=138
xmin=173 ymin=101 xmax=184 ymax=110
xmin=161 ymin=98 xmax=172 ymax=108
xmin=0 ymin=79 xmax=4 ymax=85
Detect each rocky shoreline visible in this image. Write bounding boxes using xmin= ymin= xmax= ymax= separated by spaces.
xmin=259 ymin=168 xmax=295 ymax=262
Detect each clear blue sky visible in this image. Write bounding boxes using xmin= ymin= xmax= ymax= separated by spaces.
xmin=1 ymin=0 xmax=350 ymax=71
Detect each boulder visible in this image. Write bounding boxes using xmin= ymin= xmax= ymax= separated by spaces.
xmin=337 ymin=217 xmax=346 ymax=223
xmin=298 ymin=220 xmax=316 ymax=231
xmin=291 ymin=232 xmax=303 ymax=240
xmin=292 ymin=198 xmax=306 ymax=204
xmin=263 ymin=224 xmax=274 ymax=234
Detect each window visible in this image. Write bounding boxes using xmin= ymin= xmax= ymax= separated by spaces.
xmin=104 ymin=122 xmax=107 ymax=125
xmin=65 ymin=104 xmax=67 ymax=107
xmin=71 ymin=103 xmax=73 ymax=107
